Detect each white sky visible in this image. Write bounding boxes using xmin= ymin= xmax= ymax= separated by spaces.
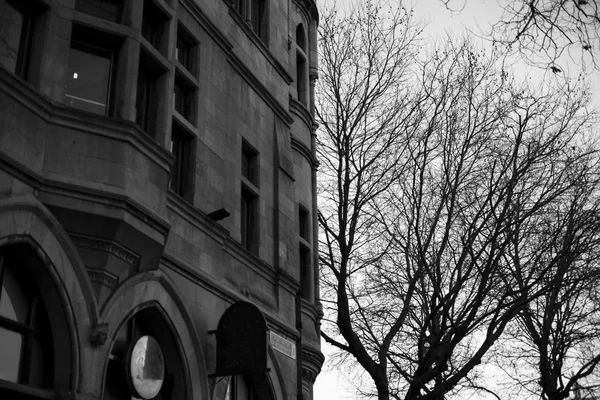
xmin=313 ymin=0 xmax=600 ymax=399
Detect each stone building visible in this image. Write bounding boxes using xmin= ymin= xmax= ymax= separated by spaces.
xmin=0 ymin=0 xmax=322 ymax=399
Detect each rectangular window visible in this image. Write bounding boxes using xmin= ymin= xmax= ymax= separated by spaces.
xmin=169 ymin=125 xmax=192 ymax=199
xmin=299 ymin=206 xmax=309 ymax=241
xmin=241 ymin=141 xmax=258 ymax=186
xmin=0 ymin=0 xmax=36 ymax=79
xmin=136 ymin=48 xmax=167 ymax=135
xmin=250 ymin=0 xmax=266 ymax=39
xmin=136 ymin=69 xmax=153 ymax=132
xmin=75 ymin=0 xmax=122 ymax=23
xmin=175 ymin=40 xmax=187 ymax=67
xmin=173 ymin=77 xmax=193 ymax=121
xmin=241 ymin=187 xmax=258 ymax=254
xmin=64 ymin=41 xmax=113 ymax=116
xmin=142 ymin=0 xmax=168 ymax=53
xmin=299 ymin=245 xmax=310 ymax=300
xmin=296 ymin=52 xmax=307 ymax=105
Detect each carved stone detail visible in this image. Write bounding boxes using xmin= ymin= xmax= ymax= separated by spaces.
xmin=302 ymin=367 xmax=317 ymax=384
xmin=70 ymin=233 xmax=140 ymax=274
xmin=87 ymin=267 xmax=118 ymax=288
xmin=90 ymin=322 xmax=108 ymax=347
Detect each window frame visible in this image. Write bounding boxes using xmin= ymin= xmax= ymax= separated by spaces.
xmin=0 ymin=0 xmax=40 ymax=80
xmin=64 ymin=38 xmax=115 ymax=116
xmin=169 ymin=120 xmax=194 ymax=201
xmin=74 ymin=0 xmax=123 ymax=23
xmin=241 ymin=186 xmax=259 ymax=254
xmin=299 ymin=244 xmax=311 ymax=300
xmin=0 ymin=251 xmax=54 ymax=390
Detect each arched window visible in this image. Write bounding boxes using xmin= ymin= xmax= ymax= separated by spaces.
xmin=296 ymin=24 xmax=307 ymax=105
xmin=104 ymin=307 xmax=187 ymax=400
xmin=0 ymin=250 xmax=53 ymax=388
xmin=0 ymin=243 xmax=67 ymax=399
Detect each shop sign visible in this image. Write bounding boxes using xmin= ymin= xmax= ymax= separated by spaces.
xmin=210 ymin=301 xmax=269 ymax=377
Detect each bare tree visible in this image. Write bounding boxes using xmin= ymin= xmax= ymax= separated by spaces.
xmin=495 ymin=160 xmax=600 ymax=400
xmin=316 ymin=2 xmax=599 ymax=399
xmin=443 ymin=0 xmax=600 ymax=71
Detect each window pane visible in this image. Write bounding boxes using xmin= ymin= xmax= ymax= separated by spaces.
xmin=0 ymin=263 xmax=31 ymax=324
xmin=0 ymin=2 xmax=24 ymax=74
xmin=0 ymin=327 xmax=23 ymax=383
xmin=75 ymin=0 xmax=121 ymax=23
xmin=26 ymin=337 xmax=45 ymax=387
xmin=136 ymin=72 xmax=150 ymax=130
xmin=65 ymin=44 xmax=111 ymax=115
xmin=175 ymin=40 xmax=187 ymax=67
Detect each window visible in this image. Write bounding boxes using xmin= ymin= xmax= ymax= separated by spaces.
xmin=241 ymin=188 xmax=258 ymax=254
xmin=225 ymin=375 xmax=258 ymax=400
xmin=104 ymin=308 xmax=186 ymax=400
xmin=295 ymin=24 xmax=307 ymax=105
xmin=299 ymin=245 xmax=310 ymax=300
xmin=0 ymin=250 xmax=53 ymax=389
xmin=232 ymin=0 xmax=267 ymax=42
xmin=175 ymin=39 xmax=188 ymax=68
xmin=175 ymin=25 xmax=197 ymax=73
xmin=173 ymin=75 xmax=194 ymax=122
xmin=249 ymin=0 xmax=266 ymax=40
xmin=240 ymin=140 xmax=259 ymax=253
xmin=0 ymin=0 xmax=38 ymax=79
xmin=299 ymin=206 xmax=309 ymax=241
xmin=75 ymin=0 xmax=122 ymax=23
xmin=241 ymin=141 xmax=258 ymax=186
xmin=64 ymin=40 xmax=113 ymax=116
xmin=296 ymin=52 xmax=307 ymax=105
xmin=142 ymin=0 xmax=168 ymax=53
xmin=169 ymin=123 xmax=193 ymax=199
xmin=136 ymin=48 xmax=167 ymax=135
xmin=136 ymin=68 xmax=153 ymax=132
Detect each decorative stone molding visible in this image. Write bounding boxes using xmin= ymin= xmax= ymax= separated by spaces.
xmin=86 ymin=267 xmax=119 ymax=289
xmin=302 ymin=367 xmax=317 ymax=384
xmin=90 ymin=322 xmax=108 ymax=347
xmin=70 ymin=233 xmax=140 ymax=274
xmin=302 ymin=346 xmax=325 ymax=368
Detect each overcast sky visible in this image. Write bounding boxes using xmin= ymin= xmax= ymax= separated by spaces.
xmin=313 ymin=1 xmax=600 ymax=399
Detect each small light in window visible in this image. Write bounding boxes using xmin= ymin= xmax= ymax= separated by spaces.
xmin=73 ymin=72 xmax=78 ymax=79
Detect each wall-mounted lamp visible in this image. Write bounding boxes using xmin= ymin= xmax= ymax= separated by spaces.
xmin=208 ymin=208 xmax=230 ymax=221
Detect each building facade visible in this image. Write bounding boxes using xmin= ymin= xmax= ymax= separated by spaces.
xmin=0 ymin=0 xmax=322 ymax=399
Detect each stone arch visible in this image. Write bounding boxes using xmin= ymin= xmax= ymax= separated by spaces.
xmin=99 ymin=270 xmax=209 ymax=400
xmin=0 ymin=195 xmax=99 ymax=391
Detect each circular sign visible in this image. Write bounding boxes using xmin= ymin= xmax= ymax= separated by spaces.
xmin=125 ymin=335 xmax=165 ymax=399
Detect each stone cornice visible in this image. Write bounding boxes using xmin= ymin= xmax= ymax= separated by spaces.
xmin=0 ymin=154 xmax=171 ymax=241
xmin=290 ymin=97 xmax=314 ymax=130
xmin=161 ymin=253 xmax=301 ymax=340
xmin=181 ymin=0 xmax=294 ymax=126
xmin=291 ymin=135 xmax=317 ymax=168
xmin=0 ymin=68 xmax=173 ymax=174
xmin=292 ymin=0 xmax=319 ymax=24
xmin=227 ymin=56 xmax=294 ymax=126
xmin=227 ymin=5 xmax=294 ymax=85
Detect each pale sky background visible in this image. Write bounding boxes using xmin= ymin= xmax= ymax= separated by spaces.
xmin=313 ymin=1 xmax=600 ymax=399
